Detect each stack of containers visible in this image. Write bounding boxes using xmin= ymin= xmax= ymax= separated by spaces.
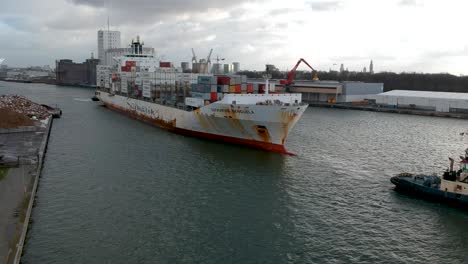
xmin=191 ymin=75 xmax=216 ymax=101
xmin=142 ymin=72 xmax=151 ymax=98
xmin=121 ymin=72 xmax=128 ymax=93
xmin=227 ymin=75 xmax=243 ymax=93
xmin=217 ymin=76 xmax=230 ymax=94
xmin=241 ymin=75 xmax=247 ymax=93
xmin=121 ymin=61 xmax=136 ymax=72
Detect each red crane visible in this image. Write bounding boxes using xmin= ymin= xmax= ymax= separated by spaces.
xmin=280 ymin=58 xmax=318 ymax=86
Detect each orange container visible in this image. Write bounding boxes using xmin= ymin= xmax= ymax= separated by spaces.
xmin=235 ymin=84 xmax=241 ymax=93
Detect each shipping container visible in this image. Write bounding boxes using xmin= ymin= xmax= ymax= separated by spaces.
xmin=160 ymin=62 xmax=171 ymax=68
xmin=269 ymin=83 xmax=276 ymax=92
xmin=185 ymin=97 xmax=204 ymax=108
xmin=121 ymin=76 xmax=128 ymax=93
xmin=210 ymin=92 xmax=217 ymax=101
xmin=217 ymin=93 xmax=224 ymax=100
xmin=241 ymin=75 xmax=247 ymax=83
xmin=222 ymin=85 xmax=229 ymax=93
xmin=211 ymin=84 xmax=217 ymax=92
xmin=217 ymin=76 xmax=230 ymax=85
xmin=197 ymin=75 xmax=216 ymax=85
xmin=125 ymin=61 xmax=136 ymax=67
xmin=247 ymin=84 xmax=253 ymax=93
xmin=191 ymin=84 xmax=211 ymax=93
xmin=241 ymin=84 xmax=247 ymax=91
xmin=192 ymin=92 xmax=211 ymax=100
xmin=258 ymin=84 xmax=265 ymax=94
xmin=235 ymin=84 xmax=241 ymax=93
xmin=229 ymin=85 xmax=236 ymax=93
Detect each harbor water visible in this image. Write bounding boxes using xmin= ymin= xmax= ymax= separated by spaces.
xmin=1 ymin=81 xmax=467 ymax=263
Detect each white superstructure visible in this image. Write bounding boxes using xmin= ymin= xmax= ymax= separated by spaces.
xmin=103 ymin=47 xmax=155 ymax=66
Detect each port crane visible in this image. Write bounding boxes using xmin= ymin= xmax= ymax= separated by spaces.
xmin=280 ymin=58 xmax=319 ymax=90
xmin=206 ymin=49 xmax=213 ymax=64
xmin=191 ymin=48 xmax=197 ymax=63
xmin=214 ymin=55 xmax=225 ymax=63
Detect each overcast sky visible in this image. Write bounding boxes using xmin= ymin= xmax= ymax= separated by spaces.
xmin=1 ymin=0 xmax=467 ymax=74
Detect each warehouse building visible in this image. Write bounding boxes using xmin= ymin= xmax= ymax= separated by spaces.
xmin=375 ymin=90 xmax=468 ymax=113
xmin=291 ymin=81 xmax=383 ymax=103
xmin=56 ymin=58 xmax=99 ymax=86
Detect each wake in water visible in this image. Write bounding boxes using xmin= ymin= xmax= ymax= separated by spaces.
xmin=73 ymin=98 xmax=92 ymax=102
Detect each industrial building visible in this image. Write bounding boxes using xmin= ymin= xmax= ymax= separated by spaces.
xmin=375 ymin=90 xmax=468 ymax=113
xmin=56 ymin=58 xmax=99 ymax=86
xmin=232 ymin=62 xmax=240 ymax=73
xmin=291 ymin=81 xmax=383 ymax=103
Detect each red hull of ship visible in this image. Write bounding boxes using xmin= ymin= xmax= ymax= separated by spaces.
xmin=104 ymin=102 xmax=290 ymax=154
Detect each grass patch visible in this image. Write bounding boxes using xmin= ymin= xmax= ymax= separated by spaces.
xmin=0 ymin=167 xmax=9 ymax=181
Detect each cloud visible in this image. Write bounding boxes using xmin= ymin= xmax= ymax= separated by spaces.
xmin=68 ymin=0 xmax=258 ymax=24
xmin=0 ymin=16 xmax=38 ymax=32
xmin=308 ymin=1 xmax=341 ymax=11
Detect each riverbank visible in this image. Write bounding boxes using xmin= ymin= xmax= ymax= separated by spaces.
xmin=308 ymin=102 xmax=468 ymax=119
xmin=0 ymin=118 xmax=53 ymax=264
xmin=0 ymin=95 xmax=60 ymax=264
xmin=1 ymin=79 xmax=95 ymax=89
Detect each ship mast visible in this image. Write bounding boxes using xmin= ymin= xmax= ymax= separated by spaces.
xmin=263 ymin=65 xmax=272 ymax=95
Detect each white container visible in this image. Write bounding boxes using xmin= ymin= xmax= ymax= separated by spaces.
xmin=185 ymin=97 xmax=204 ymax=107
xmin=121 ymin=76 xmax=128 ymax=93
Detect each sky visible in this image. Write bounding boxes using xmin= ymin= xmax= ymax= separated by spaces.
xmin=1 ymin=0 xmax=468 ymax=74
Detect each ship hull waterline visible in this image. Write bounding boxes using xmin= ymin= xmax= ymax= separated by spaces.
xmin=99 ymin=94 xmax=307 ymax=154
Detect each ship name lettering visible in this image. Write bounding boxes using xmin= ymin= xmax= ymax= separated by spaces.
xmin=211 ymin=108 xmax=254 ymax=114
xmin=127 ymin=102 xmax=156 ymax=116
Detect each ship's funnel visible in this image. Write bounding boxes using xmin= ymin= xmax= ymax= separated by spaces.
xmin=449 ymin=157 xmax=454 ymax=172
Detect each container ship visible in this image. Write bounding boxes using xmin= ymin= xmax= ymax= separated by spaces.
xmin=95 ymin=37 xmax=308 ymax=153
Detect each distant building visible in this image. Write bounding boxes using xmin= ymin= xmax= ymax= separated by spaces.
xmin=98 ymin=30 xmax=121 ymax=64
xmin=211 ymin=63 xmax=223 ymax=74
xmin=181 ymin=62 xmax=190 ymax=72
xmin=375 ymin=90 xmax=468 ymax=112
xmin=369 ymin=60 xmax=374 ymax=74
xmin=340 ymin=64 xmax=345 ymax=73
xmin=56 ymin=58 xmax=99 ymax=86
xmin=363 ymin=67 xmax=367 ymax=73
xmin=232 ymin=62 xmax=240 ymax=73
xmin=290 ymin=80 xmax=383 ymax=103
xmin=223 ymin=64 xmax=231 ymax=74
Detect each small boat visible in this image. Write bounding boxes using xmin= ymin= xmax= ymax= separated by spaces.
xmin=391 ymin=148 xmax=468 ymax=208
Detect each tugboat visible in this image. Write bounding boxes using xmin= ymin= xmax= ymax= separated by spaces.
xmin=391 ymin=148 xmax=468 ymax=208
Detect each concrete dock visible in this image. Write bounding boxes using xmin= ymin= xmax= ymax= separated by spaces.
xmin=0 ymin=118 xmax=53 ymax=264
